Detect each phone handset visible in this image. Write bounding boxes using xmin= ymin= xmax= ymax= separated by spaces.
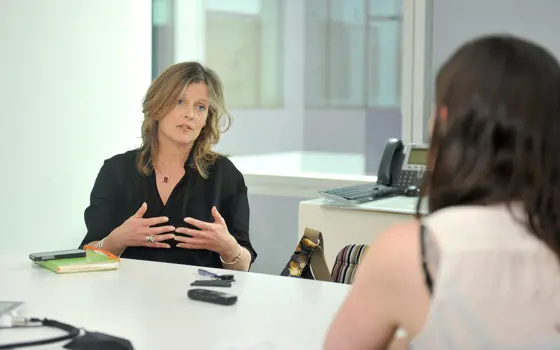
xmin=377 ymin=139 xmax=404 ymax=186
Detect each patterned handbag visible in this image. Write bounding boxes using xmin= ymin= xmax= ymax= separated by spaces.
xmin=280 ymin=227 xmax=331 ymax=281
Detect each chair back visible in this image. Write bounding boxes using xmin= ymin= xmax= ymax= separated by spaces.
xmin=331 ymin=244 xmax=369 ymax=284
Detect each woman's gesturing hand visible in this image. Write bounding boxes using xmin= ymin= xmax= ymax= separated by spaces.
xmin=174 ymin=206 xmax=238 ymax=258
xmin=105 ymin=202 xmax=176 ymax=251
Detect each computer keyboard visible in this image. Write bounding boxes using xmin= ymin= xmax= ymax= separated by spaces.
xmin=320 ymin=184 xmax=404 ymax=204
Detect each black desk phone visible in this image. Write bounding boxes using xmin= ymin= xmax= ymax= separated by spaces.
xmin=377 ymin=138 xmax=428 ymax=190
xmin=319 ymin=139 xmax=428 ymax=204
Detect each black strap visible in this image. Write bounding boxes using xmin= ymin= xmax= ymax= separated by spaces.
xmin=0 ymin=318 xmax=80 ymax=349
xmin=420 ymin=224 xmax=434 ymax=295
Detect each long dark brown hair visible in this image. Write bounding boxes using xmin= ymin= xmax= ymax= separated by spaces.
xmin=420 ymin=35 xmax=560 ymax=260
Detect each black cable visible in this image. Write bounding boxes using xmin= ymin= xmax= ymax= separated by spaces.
xmin=0 ymin=318 xmax=80 ymax=349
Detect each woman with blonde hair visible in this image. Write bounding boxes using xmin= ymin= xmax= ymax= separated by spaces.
xmin=81 ymin=62 xmax=256 ymax=270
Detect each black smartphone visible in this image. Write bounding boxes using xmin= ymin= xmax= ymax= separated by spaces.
xmin=190 ymin=280 xmax=232 ymax=288
xmin=217 ymin=274 xmax=235 ymax=281
xmin=29 ymin=249 xmax=86 ymax=262
xmin=187 ymin=289 xmax=237 ymax=306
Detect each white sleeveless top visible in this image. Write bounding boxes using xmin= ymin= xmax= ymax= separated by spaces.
xmin=410 ymin=205 xmax=560 ymax=349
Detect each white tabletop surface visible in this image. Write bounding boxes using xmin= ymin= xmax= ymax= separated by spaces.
xmin=0 ymin=255 xmax=350 ymax=350
xmin=307 ymin=196 xmax=428 ymax=215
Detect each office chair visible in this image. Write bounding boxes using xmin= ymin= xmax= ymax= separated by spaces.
xmin=331 ymin=244 xmax=369 ymax=284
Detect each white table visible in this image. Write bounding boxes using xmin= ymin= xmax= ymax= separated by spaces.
xmin=299 ymin=196 xmax=427 ymax=270
xmin=0 ymin=256 xmax=350 ymax=350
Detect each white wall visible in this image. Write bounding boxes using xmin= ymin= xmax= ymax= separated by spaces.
xmin=432 ymin=0 xmax=560 ymax=73
xmin=0 ymin=0 xmax=152 ymax=253
xmin=424 ymin=0 xmax=560 ymax=137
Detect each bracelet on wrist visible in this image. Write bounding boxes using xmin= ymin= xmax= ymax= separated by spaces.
xmin=220 ymin=244 xmax=243 ymax=265
xmin=95 ymin=238 xmax=106 ymax=249
xmin=97 ymin=236 xmax=125 ymax=257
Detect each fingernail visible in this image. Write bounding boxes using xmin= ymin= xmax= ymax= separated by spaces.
xmin=184 ymin=217 xmax=191 ymax=222
xmin=164 ymin=245 xmax=170 ymax=248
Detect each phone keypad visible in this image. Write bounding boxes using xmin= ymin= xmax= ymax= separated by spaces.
xmin=395 ymin=170 xmax=417 ymax=189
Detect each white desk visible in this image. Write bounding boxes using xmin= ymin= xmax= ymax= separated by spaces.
xmin=0 ymin=256 xmax=350 ymax=350
xmin=298 ymin=196 xmax=426 ymax=270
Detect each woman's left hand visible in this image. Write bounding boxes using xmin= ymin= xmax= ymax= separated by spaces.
xmin=174 ymin=206 xmax=238 ymax=258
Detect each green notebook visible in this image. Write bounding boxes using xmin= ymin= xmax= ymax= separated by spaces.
xmin=36 ymin=250 xmax=119 ymax=274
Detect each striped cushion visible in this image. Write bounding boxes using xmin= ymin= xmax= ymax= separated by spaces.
xmin=331 ymin=244 xmax=369 ymax=284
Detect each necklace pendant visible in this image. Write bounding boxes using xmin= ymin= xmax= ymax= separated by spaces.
xmin=163 ymin=176 xmax=169 ymax=183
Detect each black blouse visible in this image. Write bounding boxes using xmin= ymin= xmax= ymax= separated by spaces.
xmin=80 ymin=149 xmax=257 ymax=268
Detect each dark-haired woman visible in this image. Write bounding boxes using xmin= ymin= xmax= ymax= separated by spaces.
xmin=325 ymin=35 xmax=560 ymax=349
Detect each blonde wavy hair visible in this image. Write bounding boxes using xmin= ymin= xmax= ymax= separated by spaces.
xmin=137 ymin=62 xmax=231 ymax=179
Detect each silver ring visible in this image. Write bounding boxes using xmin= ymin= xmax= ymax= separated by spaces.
xmin=145 ymin=235 xmax=155 ymax=244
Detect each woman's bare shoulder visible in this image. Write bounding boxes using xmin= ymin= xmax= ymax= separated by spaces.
xmin=379 ymin=220 xmax=421 ymax=241
xmin=355 ymin=220 xmax=425 ymax=298
xmin=369 ymin=221 xmax=421 ymax=260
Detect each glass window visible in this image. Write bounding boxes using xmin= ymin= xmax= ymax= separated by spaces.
xmin=152 ymin=0 xmax=175 ymax=76
xmin=367 ymin=18 xmax=401 ymax=107
xmin=305 ymin=0 xmax=402 ymax=108
xmin=152 ymin=0 xmax=283 ymax=108
xmin=151 ymin=0 xmax=404 ymax=178
xmin=369 ymin=0 xmax=402 ymax=17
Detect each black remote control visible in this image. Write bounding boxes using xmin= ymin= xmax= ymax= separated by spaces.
xmin=190 ymin=280 xmax=232 ymax=287
xmin=187 ymin=288 xmax=238 ymax=306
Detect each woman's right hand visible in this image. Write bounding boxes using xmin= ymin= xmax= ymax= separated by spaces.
xmin=104 ymin=203 xmax=176 ymax=253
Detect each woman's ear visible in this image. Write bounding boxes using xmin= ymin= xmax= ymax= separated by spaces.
xmin=429 ymin=104 xmax=447 ymax=136
xmin=428 ymin=105 xmax=448 ymax=139
xmin=438 ymin=105 xmax=448 ymax=125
